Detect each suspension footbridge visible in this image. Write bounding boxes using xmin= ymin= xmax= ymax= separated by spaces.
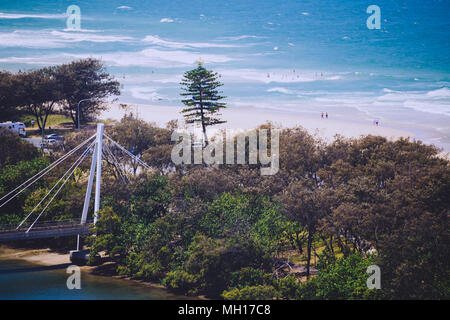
xmin=0 ymin=124 xmax=150 ymax=260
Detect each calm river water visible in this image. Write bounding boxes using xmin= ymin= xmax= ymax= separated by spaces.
xmin=0 ymin=258 xmax=187 ymax=300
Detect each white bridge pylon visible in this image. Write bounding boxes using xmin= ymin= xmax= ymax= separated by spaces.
xmin=81 ymin=123 xmax=103 ymax=225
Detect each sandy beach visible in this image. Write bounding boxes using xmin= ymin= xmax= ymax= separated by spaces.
xmin=0 ymin=245 xmax=71 ymax=266
xmin=101 ymin=104 xmax=414 ymax=143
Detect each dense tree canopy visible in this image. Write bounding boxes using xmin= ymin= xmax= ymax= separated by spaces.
xmin=56 ymin=59 xmax=120 ymax=125
xmin=0 ymin=71 xmax=20 ymax=121
xmin=15 ymin=67 xmax=62 ymax=134
xmin=0 ymin=58 xmax=119 ymax=132
xmin=1 ymin=116 xmax=448 ymax=300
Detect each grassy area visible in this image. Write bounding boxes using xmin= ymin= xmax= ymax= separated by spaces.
xmin=21 ymin=114 xmax=75 ymax=137
xmin=21 ymin=114 xmax=73 ymax=129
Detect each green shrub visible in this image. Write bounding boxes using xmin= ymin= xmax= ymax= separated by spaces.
xmin=163 ymin=270 xmax=199 ymax=294
xmin=276 ymin=275 xmax=301 ymax=299
xmin=222 ymin=285 xmax=276 ymax=300
xmin=297 ymin=254 xmax=379 ymax=300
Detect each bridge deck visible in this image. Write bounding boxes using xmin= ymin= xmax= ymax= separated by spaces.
xmin=0 ymin=220 xmax=93 ymax=242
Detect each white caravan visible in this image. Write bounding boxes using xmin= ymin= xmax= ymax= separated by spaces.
xmin=0 ymin=122 xmax=27 ymax=137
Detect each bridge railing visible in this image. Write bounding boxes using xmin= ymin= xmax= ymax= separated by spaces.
xmin=0 ymin=219 xmax=94 ymax=233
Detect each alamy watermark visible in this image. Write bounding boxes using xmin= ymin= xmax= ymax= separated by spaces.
xmin=171 ymin=125 xmax=279 ymax=176
xmin=66 ymin=5 xmax=81 ymax=30
xmin=366 ymin=5 xmax=381 ymax=30
xmin=366 ymin=265 xmax=381 ymax=289
xmin=66 ymin=265 xmax=81 ymax=290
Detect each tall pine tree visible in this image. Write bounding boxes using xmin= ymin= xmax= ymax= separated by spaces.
xmin=180 ymin=60 xmax=226 ymax=146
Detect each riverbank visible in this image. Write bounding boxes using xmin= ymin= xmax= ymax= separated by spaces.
xmin=0 ymin=246 xmax=71 ymax=266
xmin=0 ymin=245 xmax=201 ymax=299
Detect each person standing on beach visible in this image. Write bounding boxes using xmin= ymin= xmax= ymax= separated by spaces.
xmin=326 ymin=112 xmax=328 ymax=119
xmin=321 ymin=112 xmax=324 ymax=119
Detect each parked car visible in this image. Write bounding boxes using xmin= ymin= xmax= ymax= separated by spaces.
xmin=44 ymin=134 xmax=64 ymax=141
xmin=41 ymin=134 xmax=65 ymax=149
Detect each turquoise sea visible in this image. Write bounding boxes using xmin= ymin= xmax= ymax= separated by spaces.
xmin=0 ymin=0 xmax=449 ymax=149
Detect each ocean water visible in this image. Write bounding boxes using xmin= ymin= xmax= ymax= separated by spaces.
xmin=0 ymin=0 xmax=449 ymax=149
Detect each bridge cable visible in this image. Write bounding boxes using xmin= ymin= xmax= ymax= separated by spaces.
xmin=0 ymin=134 xmax=96 ymax=208
xmin=101 ymin=147 xmax=126 ymax=183
xmin=103 ymin=134 xmax=151 ymax=170
xmin=0 ymin=134 xmax=95 ymax=205
xmin=17 ymin=140 xmax=95 ymax=230
xmin=25 ymin=140 xmax=95 ymax=233
xmin=17 ymin=140 xmax=95 ymax=231
xmin=105 ymin=142 xmax=129 ymax=183
xmin=103 ymin=143 xmax=128 ymax=184
xmin=104 ymin=134 xmax=150 ymax=169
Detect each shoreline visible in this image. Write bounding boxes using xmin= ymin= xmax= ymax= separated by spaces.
xmin=0 ymin=246 xmax=72 ymax=266
xmin=101 ymin=103 xmax=450 ymax=155
xmin=0 ymin=245 xmax=203 ymax=299
xmin=101 ymin=104 xmax=415 ymax=143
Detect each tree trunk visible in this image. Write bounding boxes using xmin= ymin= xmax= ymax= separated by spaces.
xmin=69 ymin=108 xmax=76 ymax=127
xmin=295 ymin=232 xmax=303 ymax=254
xmin=202 ymin=120 xmax=208 ymax=147
xmin=200 ymin=105 xmax=208 ymax=147
xmin=306 ymin=229 xmax=313 ymax=278
xmin=35 ymin=115 xmax=42 ymax=131
xmin=329 ymin=235 xmax=335 ymax=257
xmin=199 ymin=89 xmax=208 ymax=147
xmin=42 ymin=109 xmax=50 ymax=133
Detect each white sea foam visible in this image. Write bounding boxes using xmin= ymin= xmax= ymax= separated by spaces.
xmin=267 ymin=87 xmax=294 ymax=94
xmin=121 ymin=74 xmax=182 ymax=84
xmin=62 ymin=28 xmax=102 ymax=33
xmin=0 ymin=30 xmax=67 ymax=48
xmin=216 ymin=35 xmax=262 ymax=41
xmin=50 ymin=30 xmax=133 ymax=43
xmin=0 ymin=55 xmax=65 ymax=65
xmin=305 ymin=87 xmax=450 ymax=118
xmin=426 ymin=87 xmax=450 ymax=97
xmin=73 ymin=48 xmax=234 ymax=67
xmin=142 ymin=35 xmax=240 ymax=48
xmin=0 ymin=12 xmax=66 ymax=19
xmin=403 ymin=100 xmax=450 ymax=116
xmin=0 ymin=30 xmax=132 ymax=48
xmin=117 ymin=6 xmax=133 ymax=10
xmin=128 ymin=87 xmax=166 ymax=101
xmin=377 ymin=87 xmax=450 ymax=116
xmin=0 ymin=47 xmax=234 ymax=67
xmin=379 ymin=87 xmax=450 ymax=101
xmin=160 ymin=18 xmax=174 ymax=23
